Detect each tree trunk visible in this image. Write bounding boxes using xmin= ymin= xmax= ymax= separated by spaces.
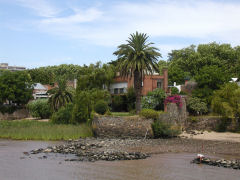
xmin=134 ymin=70 xmax=142 ymax=114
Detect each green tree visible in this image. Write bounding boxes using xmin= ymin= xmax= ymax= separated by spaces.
xmin=0 ymin=71 xmax=33 ymax=109
xmin=211 ymin=83 xmax=240 ymax=128
xmin=48 ymin=78 xmax=74 ymax=112
xmin=114 ymin=32 xmax=161 ymax=113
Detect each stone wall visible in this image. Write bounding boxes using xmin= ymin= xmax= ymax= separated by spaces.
xmin=0 ymin=109 xmax=29 ymax=120
xmin=92 ymin=116 xmax=154 ymax=138
xmin=160 ymin=97 xmax=187 ymax=126
xmin=185 ymin=116 xmax=221 ymax=131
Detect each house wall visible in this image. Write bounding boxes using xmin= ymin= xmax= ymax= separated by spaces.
xmin=112 ymin=69 xmax=168 ymax=95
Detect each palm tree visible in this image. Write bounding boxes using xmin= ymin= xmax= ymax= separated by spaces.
xmin=114 ymin=32 xmax=161 ymax=113
xmin=48 ymin=77 xmax=74 ymax=112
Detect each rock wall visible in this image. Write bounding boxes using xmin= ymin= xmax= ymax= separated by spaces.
xmin=185 ymin=116 xmax=221 ymax=131
xmin=0 ymin=109 xmax=29 ymax=120
xmin=160 ymin=97 xmax=187 ymax=125
xmin=92 ymin=116 xmax=154 ymax=138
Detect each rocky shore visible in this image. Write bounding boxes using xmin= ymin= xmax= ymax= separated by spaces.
xmin=29 ymin=138 xmax=150 ymax=162
xmin=26 ymin=137 xmax=240 ymax=165
xmin=192 ymin=157 xmax=240 ymax=170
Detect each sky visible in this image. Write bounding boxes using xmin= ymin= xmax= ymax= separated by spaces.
xmin=1 ymin=0 xmax=240 ymax=68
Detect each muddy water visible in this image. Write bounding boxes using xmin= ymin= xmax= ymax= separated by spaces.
xmin=0 ymin=140 xmax=240 ymax=180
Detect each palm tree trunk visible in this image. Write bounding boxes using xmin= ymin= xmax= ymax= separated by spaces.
xmin=134 ymin=70 xmax=142 ymax=114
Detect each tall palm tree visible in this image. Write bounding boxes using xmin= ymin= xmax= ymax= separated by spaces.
xmin=48 ymin=77 xmax=74 ymax=112
xmin=114 ymin=32 xmax=161 ymax=113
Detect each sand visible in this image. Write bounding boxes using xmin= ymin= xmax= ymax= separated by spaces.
xmin=181 ymin=131 xmax=240 ymax=143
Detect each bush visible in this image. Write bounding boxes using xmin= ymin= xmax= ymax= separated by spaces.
xmin=94 ymin=100 xmax=108 ymax=115
xmin=27 ymin=99 xmax=52 ymax=119
xmin=51 ymin=103 xmax=73 ymax=124
xmin=170 ymin=87 xmax=179 ymax=95
xmin=139 ymin=109 xmax=160 ymax=120
xmin=187 ymin=97 xmax=208 ymax=115
xmin=126 ymin=87 xmax=136 ymax=111
xmin=152 ymin=120 xmax=181 ymax=138
xmin=72 ymin=91 xmax=92 ymax=124
xmin=112 ymin=95 xmax=127 ymax=112
xmin=146 ymin=88 xmax=166 ymax=110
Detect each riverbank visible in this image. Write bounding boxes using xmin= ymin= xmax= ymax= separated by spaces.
xmin=28 ymin=137 xmax=240 ymax=162
xmin=0 ymin=120 xmax=93 ymax=140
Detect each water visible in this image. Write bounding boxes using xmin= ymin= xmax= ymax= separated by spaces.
xmin=0 ymin=140 xmax=240 ymax=180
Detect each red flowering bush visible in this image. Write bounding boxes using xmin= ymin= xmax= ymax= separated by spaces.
xmin=164 ymin=95 xmax=182 ymax=108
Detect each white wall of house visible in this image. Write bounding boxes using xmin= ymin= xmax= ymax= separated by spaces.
xmin=109 ymin=82 xmax=128 ymax=94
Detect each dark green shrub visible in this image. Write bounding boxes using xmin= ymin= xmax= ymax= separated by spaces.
xmin=51 ymin=103 xmax=73 ymax=124
xmin=215 ymin=117 xmax=231 ymax=132
xmin=27 ymin=99 xmax=52 ymax=119
xmin=72 ymin=91 xmax=92 ymax=124
xmin=152 ymin=120 xmax=181 ymax=138
xmin=170 ymin=87 xmax=179 ymax=95
xmin=187 ymin=97 xmax=208 ymax=115
xmin=139 ymin=109 xmax=160 ymax=120
xmin=112 ymin=95 xmax=127 ymax=112
xmin=94 ymin=100 xmax=108 ymax=115
xmin=126 ymin=87 xmax=136 ymax=111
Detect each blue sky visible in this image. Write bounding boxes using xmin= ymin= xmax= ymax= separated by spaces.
xmin=1 ymin=0 xmax=240 ymax=68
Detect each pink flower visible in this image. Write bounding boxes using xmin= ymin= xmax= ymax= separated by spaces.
xmin=164 ymin=95 xmax=182 ymax=108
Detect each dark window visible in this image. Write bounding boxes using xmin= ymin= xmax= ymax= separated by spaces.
xmin=157 ymin=81 xmax=162 ymax=88
xmin=119 ymin=88 xmax=124 ymax=94
xmin=114 ymin=88 xmax=118 ymax=94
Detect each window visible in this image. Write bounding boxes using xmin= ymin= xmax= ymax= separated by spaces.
xmin=157 ymin=80 xmax=162 ymax=88
xmin=114 ymin=88 xmax=118 ymax=94
xmin=119 ymin=88 xmax=124 ymax=94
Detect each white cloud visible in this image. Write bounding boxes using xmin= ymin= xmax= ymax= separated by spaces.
xmin=10 ymin=0 xmax=240 ymax=56
xmin=16 ymin=0 xmax=60 ymax=17
xmin=33 ymin=0 xmax=240 ymax=48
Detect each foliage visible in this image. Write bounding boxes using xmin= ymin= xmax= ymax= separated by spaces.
xmin=111 ymin=95 xmax=127 ymax=112
xmin=170 ymin=87 xmax=179 ymax=95
xmin=51 ymin=103 xmax=73 ymax=124
xmin=48 ymin=77 xmax=74 ymax=112
xmin=27 ymin=99 xmax=52 ymax=119
xmin=215 ymin=118 xmax=231 ymax=132
xmin=0 ymin=120 xmax=93 ymax=140
xmin=114 ymin=32 xmax=161 ymax=113
xmin=158 ymin=60 xmax=168 ymax=74
xmin=152 ymin=120 xmax=181 ymax=138
xmin=94 ymin=100 xmax=108 ymax=115
xmin=0 ymin=71 xmax=33 ymax=109
xmin=126 ymin=87 xmax=136 ymax=111
xmin=141 ymin=96 xmax=158 ymax=110
xmin=72 ymin=91 xmax=92 ymax=124
xmin=211 ymin=83 xmax=240 ymax=128
xmin=186 ymin=97 xmax=208 ymax=115
xmin=111 ymin=112 xmax=134 ymax=117
xmin=141 ymin=88 xmax=166 ymax=110
xmin=139 ymin=109 xmax=161 ymax=120
xmin=164 ymin=95 xmax=182 ymax=108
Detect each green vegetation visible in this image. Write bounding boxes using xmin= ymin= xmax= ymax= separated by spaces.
xmin=48 ymin=78 xmax=74 ymax=112
xmin=111 ymin=112 xmax=134 ymax=117
xmin=94 ymin=100 xmax=108 ymax=115
xmin=187 ymin=97 xmax=208 ymax=115
xmin=0 ymin=70 xmax=33 ymax=113
xmin=0 ymin=120 xmax=93 ymax=140
xmin=139 ymin=109 xmax=162 ymax=120
xmin=152 ymin=121 xmax=181 ymax=138
xmin=27 ymin=99 xmax=52 ymax=119
xmin=114 ymin=32 xmax=161 ymax=113
xmin=51 ymin=103 xmax=74 ymax=124
xmin=141 ymin=88 xmax=166 ymax=110
xmin=211 ymin=83 xmax=240 ymax=131
xmin=170 ymin=87 xmax=179 ymax=95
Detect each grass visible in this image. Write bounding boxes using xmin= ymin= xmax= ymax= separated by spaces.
xmin=111 ymin=112 xmax=134 ymax=117
xmin=0 ymin=120 xmax=93 ymax=140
